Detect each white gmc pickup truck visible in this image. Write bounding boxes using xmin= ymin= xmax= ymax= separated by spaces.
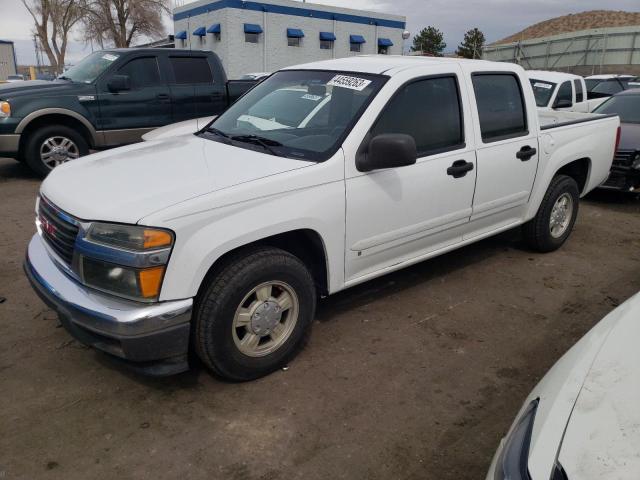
xmin=25 ymin=56 xmax=620 ymax=380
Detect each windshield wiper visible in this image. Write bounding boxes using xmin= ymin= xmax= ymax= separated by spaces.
xmin=206 ymin=126 xmax=230 ymax=138
xmin=231 ymin=134 xmax=282 ymax=156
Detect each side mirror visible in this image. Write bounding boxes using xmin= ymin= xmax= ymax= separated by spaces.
xmin=107 ymin=74 xmax=131 ymax=92
xmin=553 ymin=98 xmax=572 ymax=109
xmin=356 ymin=133 xmax=417 ymax=172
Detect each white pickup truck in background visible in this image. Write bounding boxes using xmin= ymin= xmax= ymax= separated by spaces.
xmin=25 ymin=56 xmax=620 ymax=381
xmin=527 ymin=70 xmax=611 ymax=112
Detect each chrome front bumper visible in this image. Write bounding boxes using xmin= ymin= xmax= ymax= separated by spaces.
xmin=24 ymin=234 xmax=193 ymax=375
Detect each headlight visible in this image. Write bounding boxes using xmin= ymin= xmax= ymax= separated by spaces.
xmin=0 ymin=101 xmax=10 ymax=118
xmin=494 ymin=399 xmax=538 ymax=480
xmin=79 ymin=223 xmax=174 ymax=302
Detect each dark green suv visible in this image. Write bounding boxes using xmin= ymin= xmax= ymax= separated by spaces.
xmin=0 ymin=48 xmax=255 ymax=176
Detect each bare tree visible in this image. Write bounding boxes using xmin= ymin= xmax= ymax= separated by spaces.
xmin=22 ymin=0 xmax=83 ymax=74
xmin=80 ymin=0 xmax=170 ymax=48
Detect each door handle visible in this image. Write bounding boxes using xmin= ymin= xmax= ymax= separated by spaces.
xmin=516 ymin=145 xmax=537 ymax=161
xmin=447 ymin=160 xmax=474 ymax=178
xmin=156 ymin=93 xmax=171 ymax=103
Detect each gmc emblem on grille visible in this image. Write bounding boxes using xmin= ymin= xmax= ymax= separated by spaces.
xmin=40 ymin=216 xmax=57 ymax=236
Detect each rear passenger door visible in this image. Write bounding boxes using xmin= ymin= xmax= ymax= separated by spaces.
xmin=344 ymin=70 xmax=476 ymax=282
xmin=468 ymin=72 xmax=539 ymax=227
xmin=166 ymin=54 xmax=227 ymax=122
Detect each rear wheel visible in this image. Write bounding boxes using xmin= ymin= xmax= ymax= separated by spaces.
xmin=194 ymin=247 xmax=316 ymax=381
xmin=24 ymin=125 xmax=89 ymax=177
xmin=523 ymin=175 xmax=579 ymax=252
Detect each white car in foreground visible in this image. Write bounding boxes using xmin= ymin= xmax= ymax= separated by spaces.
xmin=487 ymin=293 xmax=640 ymax=480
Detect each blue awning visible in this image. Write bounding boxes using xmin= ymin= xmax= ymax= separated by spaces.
xmin=350 ymin=35 xmax=366 ymax=44
xmin=287 ymin=28 xmax=304 ymax=38
xmin=319 ymin=32 xmax=336 ymax=41
xmin=175 ymin=30 xmax=187 ymax=40
xmin=244 ymin=23 xmax=263 ymax=34
xmin=193 ymin=27 xmax=206 ymax=37
xmin=378 ymin=38 xmax=393 ymax=47
xmin=207 ymin=23 xmax=221 ymax=34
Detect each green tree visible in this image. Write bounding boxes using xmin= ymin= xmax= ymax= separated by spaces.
xmin=456 ymin=28 xmax=486 ymax=59
xmin=411 ymin=26 xmax=446 ymax=57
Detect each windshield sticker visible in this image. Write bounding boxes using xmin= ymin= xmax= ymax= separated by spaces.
xmin=301 ymin=94 xmax=323 ymax=101
xmin=533 ymin=82 xmax=553 ymax=89
xmin=102 ymin=53 xmax=119 ymax=62
xmin=327 ymin=75 xmax=372 ymax=91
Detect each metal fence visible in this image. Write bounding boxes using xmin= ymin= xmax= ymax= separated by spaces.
xmin=483 ymin=25 xmax=640 ymax=76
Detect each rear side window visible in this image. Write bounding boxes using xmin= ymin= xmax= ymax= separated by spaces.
xmin=574 ymin=80 xmax=584 ymax=102
xmin=472 ymin=73 xmax=527 ymax=142
xmin=169 ymin=57 xmax=213 ymax=84
xmin=555 ymin=81 xmax=573 ymax=106
xmin=117 ymin=57 xmax=161 ymax=88
xmin=592 ymin=80 xmax=623 ymax=95
xmin=370 ymin=76 xmax=464 ymax=155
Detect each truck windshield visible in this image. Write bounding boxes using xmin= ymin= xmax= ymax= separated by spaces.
xmin=204 ymin=70 xmax=387 ymax=161
xmin=529 ymin=79 xmax=556 ymax=107
xmin=593 ymin=95 xmax=640 ymax=124
xmin=59 ymin=51 xmax=120 ymax=84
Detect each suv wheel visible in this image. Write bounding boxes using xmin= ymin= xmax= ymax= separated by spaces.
xmin=24 ymin=125 xmax=89 ymax=177
xmin=194 ymin=247 xmax=316 ymax=381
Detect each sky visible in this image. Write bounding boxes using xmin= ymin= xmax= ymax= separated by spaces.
xmin=2 ymin=0 xmax=640 ymax=66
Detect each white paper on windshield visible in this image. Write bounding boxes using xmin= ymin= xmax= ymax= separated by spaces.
xmin=327 ymin=75 xmax=372 ymax=91
xmin=301 ymin=94 xmax=323 ymax=101
xmin=533 ymin=82 xmax=552 ymax=89
xmin=102 ymin=53 xmax=119 ymax=62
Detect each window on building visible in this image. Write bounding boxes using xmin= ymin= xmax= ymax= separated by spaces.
xmin=349 ymin=35 xmax=365 ymax=53
xmin=472 ymin=73 xmax=527 ymax=142
xmin=169 ymin=56 xmax=213 ymax=84
xmin=320 ymin=40 xmax=333 ymax=50
xmin=574 ymin=79 xmax=584 ymax=103
xmin=350 ymin=42 xmax=362 ymax=53
xmin=245 ymin=33 xmax=259 ymax=43
xmin=378 ymin=46 xmax=389 ymax=55
xmin=214 ymin=32 xmax=221 ymax=41
xmin=288 ymin=37 xmax=301 ymax=47
xmin=370 ymin=76 xmax=464 ymax=156
xmin=116 ymin=57 xmax=161 ymax=89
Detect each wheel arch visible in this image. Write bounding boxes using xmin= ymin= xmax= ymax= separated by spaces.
xmin=554 ymin=157 xmax=591 ymax=195
xmin=16 ymin=109 xmax=98 ymax=149
xmin=195 ymin=228 xmax=331 ymax=300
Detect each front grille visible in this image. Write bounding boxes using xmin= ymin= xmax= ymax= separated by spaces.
xmin=613 ymin=150 xmax=637 ymax=167
xmin=38 ymin=198 xmax=79 ymax=265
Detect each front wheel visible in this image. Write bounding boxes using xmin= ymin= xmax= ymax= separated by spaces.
xmin=194 ymin=247 xmax=316 ymax=381
xmin=24 ymin=125 xmax=89 ymax=177
xmin=523 ymin=175 xmax=579 ymax=252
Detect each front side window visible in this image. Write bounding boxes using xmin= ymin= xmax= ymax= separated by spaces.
xmin=529 ymin=79 xmax=555 ymax=107
xmin=555 ymin=81 xmax=573 ymax=107
xmin=204 ymin=70 xmax=387 ymax=161
xmin=593 ymin=94 xmax=640 ymax=124
xmin=60 ymin=51 xmax=120 ymax=83
xmin=574 ymin=79 xmax=584 ymax=102
xmin=592 ymin=80 xmax=623 ymax=95
xmin=116 ymin=57 xmax=161 ymax=89
xmin=370 ymin=76 xmax=464 ymax=155
xmin=169 ymin=57 xmax=213 ymax=84
xmin=472 ymin=73 xmax=527 ymax=142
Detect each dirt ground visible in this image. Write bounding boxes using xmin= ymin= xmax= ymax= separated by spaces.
xmin=1 ymin=156 xmax=639 ymax=480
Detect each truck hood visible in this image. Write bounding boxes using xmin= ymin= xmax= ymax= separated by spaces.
xmin=41 ymin=134 xmax=314 ymax=224
xmin=619 ymin=122 xmax=640 ymax=151
xmin=557 ymin=293 xmax=640 ymax=479
xmin=0 ymin=80 xmax=82 ymax=98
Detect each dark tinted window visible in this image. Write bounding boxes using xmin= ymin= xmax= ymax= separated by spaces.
xmin=592 ymin=80 xmax=623 ymax=95
xmin=169 ymin=57 xmax=213 ymax=84
xmin=117 ymin=57 xmax=161 ymax=88
xmin=472 ymin=74 xmax=527 ymax=141
xmin=555 ymin=81 xmax=572 ymax=106
xmin=592 ymin=94 xmax=640 ymax=124
xmin=574 ymin=79 xmax=584 ymax=102
xmin=371 ymin=76 xmax=464 ymax=155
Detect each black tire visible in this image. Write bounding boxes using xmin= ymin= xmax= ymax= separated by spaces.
xmin=523 ymin=175 xmax=580 ymax=253
xmin=24 ymin=125 xmax=89 ymax=177
xmin=194 ymin=246 xmax=316 ymax=381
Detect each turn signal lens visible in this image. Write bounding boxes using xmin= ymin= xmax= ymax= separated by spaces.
xmin=0 ymin=101 xmax=10 ymax=117
xmin=143 ymin=229 xmax=173 ymax=249
xmin=138 ymin=266 xmax=165 ymax=298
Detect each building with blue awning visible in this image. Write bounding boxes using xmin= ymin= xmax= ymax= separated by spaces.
xmin=172 ymin=0 xmax=406 ymax=79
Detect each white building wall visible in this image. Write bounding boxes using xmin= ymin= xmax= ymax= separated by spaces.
xmin=173 ymin=0 xmax=406 ymax=79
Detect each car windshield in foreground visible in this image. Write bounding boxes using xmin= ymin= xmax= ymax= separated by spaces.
xmin=203 ymin=70 xmax=387 ymax=161
xmin=59 ymin=51 xmax=120 ymax=84
xmin=593 ymin=95 xmax=640 ymax=124
xmin=529 ymin=79 xmax=556 ymax=107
